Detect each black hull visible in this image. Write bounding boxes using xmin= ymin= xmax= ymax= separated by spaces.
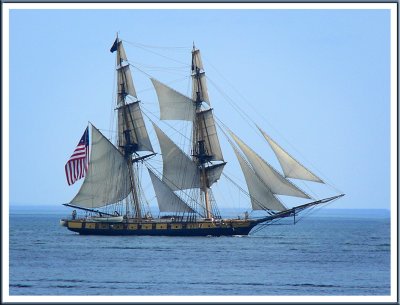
xmin=62 ymin=219 xmax=256 ymax=237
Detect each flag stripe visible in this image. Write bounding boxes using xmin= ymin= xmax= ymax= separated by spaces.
xmin=65 ymin=127 xmax=89 ymax=186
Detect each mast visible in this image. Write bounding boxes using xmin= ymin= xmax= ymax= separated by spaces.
xmin=191 ymin=44 xmax=212 ymax=219
xmin=113 ymin=35 xmax=142 ymax=219
xmin=150 ymin=45 xmax=225 ymax=219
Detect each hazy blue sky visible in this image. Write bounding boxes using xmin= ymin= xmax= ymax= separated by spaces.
xmin=5 ymin=4 xmax=395 ymax=211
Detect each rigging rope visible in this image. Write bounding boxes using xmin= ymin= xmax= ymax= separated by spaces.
xmin=143 ymin=162 xmax=205 ymax=218
xmin=120 ymin=40 xmax=344 ymax=197
xmin=105 ymin=39 xmax=344 ymax=221
xmin=122 ymin=39 xmax=191 ymax=66
xmin=203 ymin=58 xmax=344 ymax=195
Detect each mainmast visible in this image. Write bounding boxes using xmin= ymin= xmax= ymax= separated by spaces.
xmin=191 ymin=44 xmax=213 ymax=219
xmin=150 ymin=44 xmax=225 ymax=219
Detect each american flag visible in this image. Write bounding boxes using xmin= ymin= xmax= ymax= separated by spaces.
xmin=65 ymin=127 xmax=89 ymax=186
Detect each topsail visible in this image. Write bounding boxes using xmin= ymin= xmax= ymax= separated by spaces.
xmin=117 ymin=102 xmax=153 ymax=153
xmin=197 ymin=109 xmax=224 ymax=161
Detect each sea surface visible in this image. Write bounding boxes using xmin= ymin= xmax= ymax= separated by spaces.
xmin=8 ymin=206 xmax=391 ymax=297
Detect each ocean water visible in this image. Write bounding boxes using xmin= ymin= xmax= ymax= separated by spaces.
xmin=8 ymin=208 xmax=391 ymax=296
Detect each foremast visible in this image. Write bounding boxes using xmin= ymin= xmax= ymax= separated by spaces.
xmin=112 ymin=35 xmax=153 ymax=219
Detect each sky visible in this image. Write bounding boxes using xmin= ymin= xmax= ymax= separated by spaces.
xmin=4 ymin=3 xmax=396 ymax=211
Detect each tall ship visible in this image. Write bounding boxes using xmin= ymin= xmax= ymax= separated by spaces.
xmin=60 ymin=36 xmax=344 ymax=236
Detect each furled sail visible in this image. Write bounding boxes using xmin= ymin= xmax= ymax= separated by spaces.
xmin=232 ymin=146 xmax=286 ymax=211
xmin=151 ymin=78 xmax=195 ymax=121
xmin=229 ymin=130 xmax=311 ymax=199
xmin=148 ymin=169 xmax=195 ymax=213
xmin=191 ymin=48 xmax=210 ymax=105
xmin=257 ymin=126 xmax=324 ymax=183
xmin=117 ymin=102 xmax=153 ymax=152
xmin=70 ymin=124 xmax=131 ymax=208
xmin=197 ymin=109 xmax=224 ymax=161
xmin=152 ymin=122 xmax=200 ymax=190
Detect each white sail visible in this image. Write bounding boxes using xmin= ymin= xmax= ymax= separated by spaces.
xmin=152 ymin=122 xmax=200 ymax=190
xmin=232 ymin=147 xmax=286 ymax=211
xmin=115 ymin=40 xmax=136 ymax=101
xmin=197 ymin=109 xmax=224 ymax=161
xmin=229 ymin=130 xmax=310 ymax=199
xmin=192 ymin=49 xmax=204 ymax=71
xmin=117 ymin=40 xmax=128 ymax=63
xmin=258 ymin=126 xmax=324 ymax=183
xmin=70 ymin=125 xmax=131 ymax=208
xmin=151 ymin=78 xmax=195 ymax=121
xmin=192 ymin=72 xmax=210 ymax=105
xmin=117 ymin=64 xmax=137 ymax=101
xmin=117 ymin=102 xmax=153 ymax=152
xmin=192 ymin=49 xmax=210 ymax=105
xmin=148 ymin=169 xmax=194 ymax=213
